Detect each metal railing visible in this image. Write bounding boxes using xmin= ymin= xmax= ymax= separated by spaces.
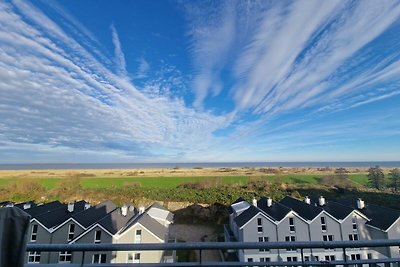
xmin=25 ymin=239 xmax=400 ymax=267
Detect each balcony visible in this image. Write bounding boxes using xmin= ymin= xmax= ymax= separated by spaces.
xmin=24 ymin=239 xmax=400 ymax=267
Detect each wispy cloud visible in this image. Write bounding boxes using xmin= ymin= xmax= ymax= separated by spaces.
xmin=110 ymin=24 xmax=128 ymax=78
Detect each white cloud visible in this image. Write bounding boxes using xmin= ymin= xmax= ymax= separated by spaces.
xmin=110 ymin=24 xmax=128 ymax=78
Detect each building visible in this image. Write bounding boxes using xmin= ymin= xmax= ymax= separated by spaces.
xmin=226 ymin=196 xmax=400 ymax=263
xmin=5 ymin=200 xmax=173 ymax=264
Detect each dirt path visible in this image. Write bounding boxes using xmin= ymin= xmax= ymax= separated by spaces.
xmin=169 ymin=224 xmax=222 ymax=262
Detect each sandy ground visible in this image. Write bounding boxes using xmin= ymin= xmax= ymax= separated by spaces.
xmin=0 ymin=166 xmax=377 ymax=179
xmin=169 ymin=224 xmax=222 ymax=262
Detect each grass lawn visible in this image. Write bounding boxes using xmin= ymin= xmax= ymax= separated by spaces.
xmin=0 ymin=173 xmax=369 ymax=189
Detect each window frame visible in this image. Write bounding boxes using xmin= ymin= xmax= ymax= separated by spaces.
xmin=92 ymin=254 xmax=107 ymax=264
xmin=94 ymin=230 xmax=102 ymax=243
xmin=58 ymin=251 xmax=72 ymax=263
xmin=28 ymin=251 xmax=41 ymax=263
xmin=67 ymin=224 xmax=75 ymax=241
xmin=30 ymin=224 xmax=38 ymax=242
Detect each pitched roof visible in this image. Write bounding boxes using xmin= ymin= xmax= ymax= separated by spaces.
xmin=280 ymin=196 xmax=323 ymax=220
xmin=234 ymin=205 xmax=261 ymax=228
xmin=72 ymin=200 xmax=117 ymax=228
xmin=232 ymin=197 xmax=246 ymax=204
xmin=97 ymin=206 xmax=136 ymax=235
xmin=15 ymin=201 xmax=37 ymax=210
xmin=136 ymin=213 xmax=168 ymax=240
xmin=337 ymin=200 xmax=400 ymax=231
xmin=35 ymin=201 xmax=87 ymax=229
xmin=316 ymin=200 xmax=355 ymax=220
xmin=22 ymin=201 xmax=64 ymax=217
xmin=258 ymin=197 xmax=292 ymax=221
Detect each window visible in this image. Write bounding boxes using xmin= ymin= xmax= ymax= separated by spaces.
xmin=247 ymin=258 xmax=254 ymax=262
xmin=135 ymin=229 xmax=142 ymax=243
xmin=349 ymin=234 xmax=359 ymax=241
xmin=259 ymin=236 xmax=269 ymax=252
xmin=28 ymin=251 xmax=41 ymax=263
xmin=287 ymin=256 xmax=298 ymax=267
xmin=30 ymin=225 xmax=38 ymax=242
xmin=134 ymin=253 xmax=141 ymax=263
xmin=321 ymin=216 xmax=327 ymax=231
xmin=352 ymin=217 xmax=358 ymax=231
xmin=325 ymin=255 xmax=335 ymax=261
xmin=323 ymin=235 xmax=334 ymax=241
xmin=260 ymin=257 xmax=271 ymax=262
xmin=92 ymin=254 xmax=106 ymax=264
xmin=304 ymin=256 xmax=310 ymax=261
xmin=285 ymin=236 xmax=296 ymax=251
xmin=59 ymin=251 xmax=72 ymax=263
xmin=67 ymin=224 xmax=75 ymax=241
xmin=127 ymin=253 xmax=134 ymax=263
xmin=351 ymin=254 xmax=361 ymax=260
xmin=94 ymin=230 xmax=101 ymax=243
xmin=289 ymin=217 xmax=295 ymax=232
xmin=257 ymin=218 xmax=263 ymax=233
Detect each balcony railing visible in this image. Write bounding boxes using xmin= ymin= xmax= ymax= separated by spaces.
xmin=25 ymin=239 xmax=400 ymax=267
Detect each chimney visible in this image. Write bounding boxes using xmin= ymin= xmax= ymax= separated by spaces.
xmin=84 ymin=203 xmax=91 ymax=210
xmin=252 ymin=197 xmax=257 ymax=206
xmin=357 ymin=198 xmax=365 ymax=209
xmin=318 ymin=196 xmax=326 ymax=206
xmin=304 ymin=196 xmax=311 ymax=204
xmin=67 ymin=203 xmax=74 ymax=213
xmin=139 ymin=206 xmax=145 ymax=214
xmin=121 ymin=205 xmax=128 ymax=216
xmin=267 ymin=197 xmax=273 ymax=207
xmin=23 ymin=203 xmax=31 ymax=210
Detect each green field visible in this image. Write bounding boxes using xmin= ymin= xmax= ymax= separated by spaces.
xmin=0 ymin=174 xmax=369 ymax=189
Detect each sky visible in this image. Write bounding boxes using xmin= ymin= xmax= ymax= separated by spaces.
xmin=0 ymin=0 xmax=400 ymax=163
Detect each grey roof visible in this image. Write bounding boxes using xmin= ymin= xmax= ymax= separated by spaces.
xmin=234 ymin=205 xmax=261 ymax=228
xmin=280 ymin=196 xmax=323 ymax=220
xmin=72 ymin=200 xmax=117 ymax=228
xmin=228 ymin=197 xmax=247 ymax=214
xmin=15 ymin=201 xmax=37 ymax=210
xmin=22 ymin=201 xmax=64 ymax=217
xmin=136 ymin=213 xmax=168 ymax=240
xmin=258 ymin=197 xmax=292 ymax=221
xmin=338 ymin=200 xmax=400 ymax=231
xmin=315 ymin=200 xmax=355 ymax=220
xmin=35 ymin=201 xmax=87 ymax=229
xmin=97 ymin=207 xmax=136 ymax=235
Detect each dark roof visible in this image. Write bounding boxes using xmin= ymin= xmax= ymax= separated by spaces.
xmin=316 ymin=201 xmax=354 ymax=220
xmin=280 ymin=196 xmax=323 ymax=220
xmin=73 ymin=200 xmax=117 ymax=228
xmin=0 ymin=201 xmax=13 ymax=207
xmin=258 ymin=197 xmax=292 ymax=221
xmin=97 ymin=207 xmax=136 ymax=235
xmin=234 ymin=205 xmax=261 ymax=228
xmin=35 ymin=201 xmax=87 ymax=229
xmin=15 ymin=201 xmax=37 ymax=210
xmin=337 ymin=200 xmax=400 ymax=231
xmin=136 ymin=213 xmax=168 ymax=240
xmin=22 ymin=201 xmax=64 ymax=217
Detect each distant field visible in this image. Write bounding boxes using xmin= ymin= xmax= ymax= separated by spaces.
xmin=0 ymin=174 xmax=369 ymax=189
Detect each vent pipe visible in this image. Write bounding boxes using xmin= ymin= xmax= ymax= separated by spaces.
xmin=357 ymin=198 xmax=365 ymax=209
xmin=67 ymin=203 xmax=74 ymax=213
xmin=121 ymin=205 xmax=128 ymax=216
xmin=252 ymin=197 xmax=257 ymax=207
xmin=305 ymin=196 xmax=311 ymax=204
xmin=84 ymin=203 xmax=91 ymax=210
xmin=23 ymin=203 xmax=31 ymax=210
xmin=267 ymin=197 xmax=273 ymax=207
xmin=318 ymin=196 xmax=326 ymax=206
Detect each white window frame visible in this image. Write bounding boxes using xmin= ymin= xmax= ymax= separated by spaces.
xmin=94 ymin=230 xmax=101 ymax=243
xmin=28 ymin=251 xmax=41 ymax=263
xmin=30 ymin=224 xmax=38 ymax=242
xmin=289 ymin=217 xmax=296 ymax=233
xmin=352 ymin=217 xmax=358 ymax=231
xmin=321 ymin=216 xmax=327 ymax=232
xmin=133 ymin=253 xmax=141 ymax=263
xmin=135 ymin=229 xmax=142 ymax=243
xmin=325 ymin=255 xmax=335 ymax=261
xmin=285 ymin=235 xmax=296 ymax=251
xmin=323 ymin=234 xmax=334 ymax=242
xmin=259 ymin=236 xmax=269 ymax=252
xmin=92 ymin=254 xmax=106 ymax=264
xmin=260 ymin=257 xmax=271 ymax=262
xmin=127 ymin=253 xmax=134 ymax=263
xmin=58 ymin=251 xmax=72 ymax=263
xmin=349 ymin=233 xmax=359 ymax=241
xmin=257 ymin=218 xmax=263 ymax=233
xmin=67 ymin=224 xmax=75 ymax=241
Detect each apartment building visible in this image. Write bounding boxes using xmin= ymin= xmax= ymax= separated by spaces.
xmin=226 ymin=196 xmax=400 ymax=263
xmin=7 ymin=200 xmax=173 ymax=264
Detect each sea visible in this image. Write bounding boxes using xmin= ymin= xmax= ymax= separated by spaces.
xmin=0 ymin=162 xmax=400 ymax=170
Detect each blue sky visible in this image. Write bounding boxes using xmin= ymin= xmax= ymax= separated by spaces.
xmin=0 ymin=0 xmax=400 ymax=163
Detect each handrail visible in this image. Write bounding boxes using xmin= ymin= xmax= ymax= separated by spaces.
xmin=26 ymin=239 xmax=400 ymax=251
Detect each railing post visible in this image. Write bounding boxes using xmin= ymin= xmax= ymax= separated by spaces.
xmin=343 ymin=247 xmax=347 ymax=267
xmin=199 ymin=249 xmax=202 ymax=263
xmin=81 ymin=251 xmax=85 ymax=266
xmin=301 ymin=248 xmax=304 ymax=266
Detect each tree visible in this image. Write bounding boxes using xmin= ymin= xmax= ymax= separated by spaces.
xmin=389 ymin=168 xmax=400 ymax=192
xmin=367 ymin=165 xmax=385 ymax=190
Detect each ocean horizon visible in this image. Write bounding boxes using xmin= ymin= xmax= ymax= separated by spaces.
xmin=0 ymin=161 xmax=400 ymax=170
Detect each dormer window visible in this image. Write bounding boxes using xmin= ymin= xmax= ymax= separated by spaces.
xmin=289 ymin=217 xmax=295 ymax=232
xmin=30 ymin=224 xmax=38 ymax=242
xmin=321 ymin=216 xmax=327 ymax=232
